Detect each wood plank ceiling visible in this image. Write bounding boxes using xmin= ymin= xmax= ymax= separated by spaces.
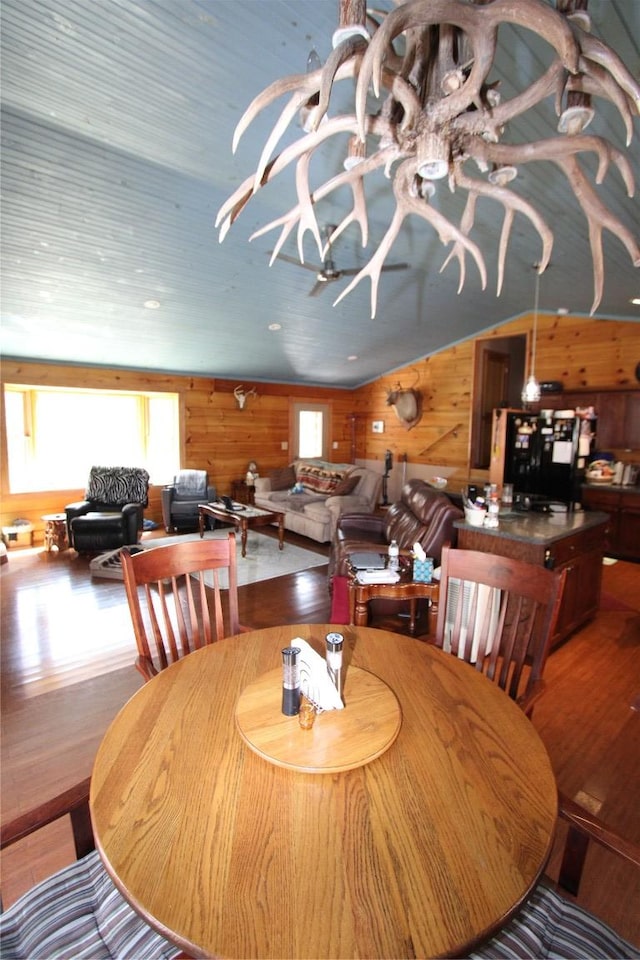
xmin=1 ymin=0 xmax=639 ymax=388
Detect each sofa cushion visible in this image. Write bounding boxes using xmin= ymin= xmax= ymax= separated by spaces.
xmin=333 ymin=474 xmax=359 ymax=496
xmin=269 ymin=465 xmax=296 ymax=491
xmin=285 ymin=493 xmax=324 ymax=513
xmin=303 ymin=500 xmax=331 ymax=522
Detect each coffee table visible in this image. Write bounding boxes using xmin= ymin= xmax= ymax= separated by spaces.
xmin=198 ymin=502 xmax=284 ymax=558
xmin=348 ymin=555 xmax=439 ymax=635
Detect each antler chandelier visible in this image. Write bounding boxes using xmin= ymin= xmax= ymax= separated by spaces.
xmin=216 ymin=0 xmax=640 ymax=317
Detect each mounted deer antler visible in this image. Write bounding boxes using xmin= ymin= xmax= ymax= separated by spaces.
xmin=233 ymin=385 xmax=258 ymax=410
xmin=217 ymin=0 xmax=639 ymax=317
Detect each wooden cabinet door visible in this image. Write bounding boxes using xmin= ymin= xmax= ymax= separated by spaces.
xmin=592 ymin=393 xmax=627 ymax=449
xmin=617 ymin=492 xmax=640 ymax=561
xmin=554 ymin=547 xmax=603 ymax=641
xmin=623 ymin=395 xmax=640 ymax=448
xmin=581 ymin=488 xmax=618 ymax=555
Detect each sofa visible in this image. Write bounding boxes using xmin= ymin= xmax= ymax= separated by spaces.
xmin=253 ymin=460 xmax=382 ymax=543
xmin=329 ymin=478 xmax=463 ymax=582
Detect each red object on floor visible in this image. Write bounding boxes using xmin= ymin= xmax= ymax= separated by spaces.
xmin=599 ymin=592 xmax=635 ymax=612
xmin=330 ymin=576 xmax=350 ymax=624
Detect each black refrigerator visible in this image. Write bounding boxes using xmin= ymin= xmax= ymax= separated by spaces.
xmin=490 ymin=408 xmax=596 ymax=505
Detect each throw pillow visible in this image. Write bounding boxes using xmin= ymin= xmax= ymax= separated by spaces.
xmin=269 ymin=465 xmax=296 ymax=491
xmin=86 ymin=466 xmax=149 ymax=505
xmin=333 ymin=474 xmax=359 ymax=496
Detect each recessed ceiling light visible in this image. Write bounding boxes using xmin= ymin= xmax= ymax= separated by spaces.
xmin=144 ymin=299 xmax=160 ymax=309
xmin=348 ymin=355 xmax=358 ymax=361
xmin=268 ymin=323 xmax=281 ymax=331
xmin=631 ymin=297 xmax=640 ymax=306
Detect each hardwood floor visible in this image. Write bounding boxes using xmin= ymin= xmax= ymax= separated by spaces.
xmin=1 ymin=532 xmax=639 ymax=949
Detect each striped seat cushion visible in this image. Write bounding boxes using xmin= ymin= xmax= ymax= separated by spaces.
xmin=0 ymin=851 xmax=181 ymax=960
xmin=470 ymin=880 xmax=639 ymax=959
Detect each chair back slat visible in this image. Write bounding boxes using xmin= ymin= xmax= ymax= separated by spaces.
xmin=435 ymin=545 xmax=567 ymax=714
xmin=122 ymin=534 xmax=241 ymax=681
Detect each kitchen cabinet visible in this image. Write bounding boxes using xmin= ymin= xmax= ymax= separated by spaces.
xmin=455 ymin=511 xmax=609 ymax=647
xmin=581 ymin=485 xmax=640 ymax=561
xmin=533 ymin=390 xmax=640 ymax=451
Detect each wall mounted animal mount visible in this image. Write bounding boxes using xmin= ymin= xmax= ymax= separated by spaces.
xmin=386 ymin=386 xmax=422 ymax=430
xmin=233 ymin=385 xmax=258 ymax=410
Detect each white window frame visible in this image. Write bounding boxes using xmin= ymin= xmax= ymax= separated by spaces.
xmin=3 ymin=383 xmax=180 ymax=493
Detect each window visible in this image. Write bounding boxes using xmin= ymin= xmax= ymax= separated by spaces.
xmin=291 ymin=402 xmax=330 ymax=460
xmin=3 ymin=384 xmax=180 ymax=493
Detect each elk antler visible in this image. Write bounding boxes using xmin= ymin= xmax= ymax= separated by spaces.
xmin=217 ymin=0 xmax=640 ymax=317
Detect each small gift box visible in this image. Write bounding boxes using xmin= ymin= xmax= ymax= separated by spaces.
xmin=413 ymin=558 xmax=434 ymax=583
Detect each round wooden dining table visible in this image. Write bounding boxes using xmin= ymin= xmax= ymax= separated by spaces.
xmin=90 ymin=624 xmax=558 ymax=960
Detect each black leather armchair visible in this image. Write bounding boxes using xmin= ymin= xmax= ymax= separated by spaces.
xmin=66 ymin=466 xmax=149 ymax=553
xmin=161 ymin=469 xmax=216 ymax=533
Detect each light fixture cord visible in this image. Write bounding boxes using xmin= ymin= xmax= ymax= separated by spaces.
xmin=531 ymin=268 xmax=540 ymax=378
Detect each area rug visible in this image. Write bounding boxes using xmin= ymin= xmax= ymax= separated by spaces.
xmin=144 ymin=530 xmax=327 ymax=589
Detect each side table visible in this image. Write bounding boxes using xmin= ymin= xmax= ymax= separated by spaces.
xmin=348 ymin=558 xmax=439 ymax=636
xmin=41 ymin=513 xmax=69 ymax=553
xmin=231 ymin=479 xmax=255 ymax=506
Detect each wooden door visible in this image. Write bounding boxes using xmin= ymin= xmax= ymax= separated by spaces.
xmin=477 ymin=351 xmax=510 ymax=468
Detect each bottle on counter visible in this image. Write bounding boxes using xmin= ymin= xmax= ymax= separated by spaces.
xmin=388 ymin=539 xmax=400 ymax=570
xmin=484 ymin=492 xmax=500 ymax=528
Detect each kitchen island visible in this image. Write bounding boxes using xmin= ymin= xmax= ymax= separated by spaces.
xmin=454 ymin=508 xmax=610 ymax=647
xmin=581 ymin=484 xmax=640 ymax=562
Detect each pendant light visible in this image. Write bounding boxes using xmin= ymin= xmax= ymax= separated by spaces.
xmin=521 ymin=266 xmax=542 ymax=405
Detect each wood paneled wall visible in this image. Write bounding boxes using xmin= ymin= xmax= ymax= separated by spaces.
xmin=357 ymin=315 xmax=640 ymax=500
xmin=2 ymin=314 xmax=638 ymax=541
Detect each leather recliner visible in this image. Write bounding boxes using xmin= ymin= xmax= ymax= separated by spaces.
xmin=161 ymin=469 xmax=216 ymax=533
xmin=66 ymin=466 xmax=150 ymax=554
xmin=329 ymin=479 xmax=463 ymax=582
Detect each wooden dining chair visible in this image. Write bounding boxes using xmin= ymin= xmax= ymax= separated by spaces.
xmin=0 ymin=779 xmax=188 ymax=959
xmin=2 ymin=780 xmax=637 ymax=960
xmin=434 ymin=544 xmax=567 ymax=716
xmin=121 ymin=533 xmax=246 ymax=682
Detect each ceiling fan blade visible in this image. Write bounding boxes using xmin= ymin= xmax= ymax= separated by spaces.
xmin=269 ymin=252 xmax=320 ymax=274
xmin=381 ymin=262 xmax=410 ymax=272
xmin=339 ymin=262 xmax=410 ymax=278
xmin=308 ymin=279 xmax=326 ymax=297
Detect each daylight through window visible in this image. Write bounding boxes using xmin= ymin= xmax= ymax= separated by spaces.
xmin=4 ymin=385 xmax=180 ymax=493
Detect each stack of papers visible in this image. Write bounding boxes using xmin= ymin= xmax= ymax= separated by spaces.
xmin=356 ymin=570 xmax=401 ymax=585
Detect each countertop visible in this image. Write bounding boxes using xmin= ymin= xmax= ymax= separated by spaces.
xmin=581 ymin=483 xmax=640 ymax=494
xmin=454 ymin=509 xmax=610 ymax=546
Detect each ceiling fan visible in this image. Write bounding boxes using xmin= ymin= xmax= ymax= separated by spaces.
xmin=271 ymin=224 xmax=409 ymax=298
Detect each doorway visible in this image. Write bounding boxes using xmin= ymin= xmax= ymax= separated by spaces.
xmin=472 ymin=336 xmax=526 ymax=469
xmin=291 ymin=402 xmax=331 ymax=460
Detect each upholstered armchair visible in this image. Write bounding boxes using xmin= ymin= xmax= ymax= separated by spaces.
xmin=65 ymin=466 xmax=149 ymax=553
xmin=161 ymin=469 xmax=216 ymax=532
